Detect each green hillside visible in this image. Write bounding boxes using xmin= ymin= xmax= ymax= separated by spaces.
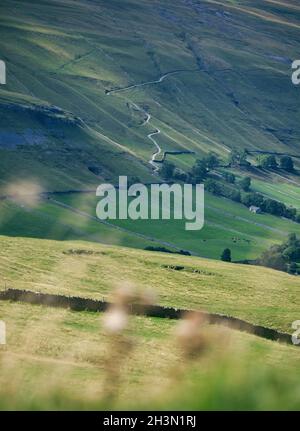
xmin=1 ymin=0 xmax=300 ymax=191
xmin=2 ymin=184 xmax=300 ymax=262
xmin=1 ymin=0 xmax=300 ymax=263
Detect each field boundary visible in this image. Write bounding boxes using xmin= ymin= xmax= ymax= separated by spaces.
xmin=0 ymin=288 xmax=295 ymax=346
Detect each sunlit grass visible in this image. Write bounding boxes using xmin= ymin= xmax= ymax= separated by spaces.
xmin=0 ymin=300 xmax=300 ymax=410
xmin=0 ymin=235 xmax=299 ymax=333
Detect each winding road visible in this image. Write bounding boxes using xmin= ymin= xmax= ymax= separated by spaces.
xmin=124 ymin=100 xmax=162 ymax=172
xmin=105 ymin=69 xmax=199 ymax=96
xmin=148 ymin=129 xmax=162 ymax=171
xmin=106 ymin=69 xmax=200 ymax=172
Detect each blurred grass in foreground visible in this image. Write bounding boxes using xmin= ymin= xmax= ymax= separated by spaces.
xmin=0 ymin=298 xmax=300 ymax=411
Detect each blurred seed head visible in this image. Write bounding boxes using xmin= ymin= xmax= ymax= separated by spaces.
xmin=5 ymin=180 xmax=43 ymax=208
xmin=103 ymin=305 xmax=128 ymax=335
xmin=175 ymin=312 xmax=209 ymax=359
xmin=112 ymin=283 xmax=156 ymax=309
xmin=140 ymin=288 xmax=157 ymax=306
xmin=113 ymin=283 xmax=137 ymax=308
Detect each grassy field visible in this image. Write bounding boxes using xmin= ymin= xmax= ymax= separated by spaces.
xmin=0 ymin=198 xmax=154 ymax=250
xmin=2 ymin=181 xmax=300 ymax=263
xmin=1 ymin=298 xmax=300 ymax=410
xmin=252 ymin=176 xmax=300 ymax=210
xmin=0 ymin=300 xmax=177 ymax=410
xmin=43 ymin=189 xmax=300 ymax=260
xmin=0 ymin=235 xmax=299 ymax=334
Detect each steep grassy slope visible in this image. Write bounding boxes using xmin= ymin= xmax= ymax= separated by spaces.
xmin=1 ymin=0 xmax=300 ymax=261
xmin=0 ymin=89 xmax=152 ymax=192
xmin=1 ymin=235 xmax=299 ymax=333
xmin=0 ymin=0 xmax=299 ymax=191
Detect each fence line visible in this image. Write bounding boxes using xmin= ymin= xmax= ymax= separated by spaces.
xmin=0 ymin=288 xmax=294 ymax=346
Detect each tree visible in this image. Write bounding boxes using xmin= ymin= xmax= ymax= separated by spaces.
xmin=259 ymin=248 xmax=287 ymax=272
xmin=203 ymin=152 xmax=220 ymax=169
xmin=258 ymin=155 xmax=278 ymax=170
xmin=238 ymin=176 xmax=251 ymax=192
xmin=221 ymin=248 xmax=231 ymax=262
xmin=160 ymin=162 xmax=175 ymax=179
xmin=229 ymin=190 xmax=241 ymax=202
xmin=280 ymin=156 xmax=294 ymax=172
xmin=223 ymin=172 xmax=236 ymax=184
xmin=284 ymin=207 xmax=297 ymax=220
xmin=268 ymin=155 xmax=278 ymax=169
xmin=205 ymin=179 xmax=222 ymax=195
xmin=259 ymin=233 xmax=300 ymax=273
xmin=262 ymin=199 xmax=286 ymax=216
xmin=190 ymin=160 xmax=207 ymax=183
xmin=173 ymin=170 xmax=188 ymax=182
xmin=241 ymin=193 xmax=252 ymax=207
xmin=229 ymin=149 xmax=249 ymax=167
xmin=283 ymin=233 xmax=300 ymax=256
xmin=288 ymin=262 xmax=298 ymax=275
xmin=288 ymin=233 xmax=298 ymax=244
xmin=282 ymin=246 xmax=300 ymax=262
xmin=246 ymin=192 xmax=264 ymax=207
